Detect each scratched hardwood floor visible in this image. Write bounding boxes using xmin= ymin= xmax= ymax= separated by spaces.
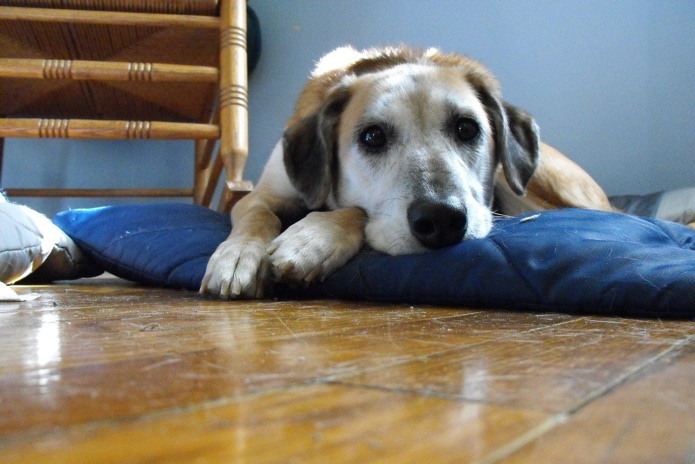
xmin=1 ymin=278 xmax=694 ymax=463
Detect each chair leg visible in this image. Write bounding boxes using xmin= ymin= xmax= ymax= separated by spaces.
xmin=217 ymin=183 xmax=249 ymax=213
xmin=0 ymin=138 xmax=4 ymax=189
xmin=194 ymin=138 xmax=217 ymax=206
xmin=203 ymin=148 xmax=224 ymax=208
xmin=219 ymin=0 xmax=253 ymax=202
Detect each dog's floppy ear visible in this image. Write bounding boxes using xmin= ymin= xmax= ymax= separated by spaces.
xmin=282 ymin=86 xmax=350 ymax=209
xmin=503 ymin=102 xmax=541 ymax=193
xmin=476 ymin=87 xmax=540 ymax=195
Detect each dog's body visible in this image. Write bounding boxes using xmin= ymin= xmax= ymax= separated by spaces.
xmin=201 ymin=46 xmax=611 ymax=299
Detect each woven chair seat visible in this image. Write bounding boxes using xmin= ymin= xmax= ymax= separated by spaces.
xmin=0 ymin=1 xmax=221 ymax=121
xmin=0 ymin=1 xmax=219 ymax=15
xmin=0 ymin=0 xmax=253 ymax=210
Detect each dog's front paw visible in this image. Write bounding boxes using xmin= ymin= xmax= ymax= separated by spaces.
xmin=267 ymin=210 xmax=365 ymax=284
xmin=200 ymin=239 xmax=271 ymax=299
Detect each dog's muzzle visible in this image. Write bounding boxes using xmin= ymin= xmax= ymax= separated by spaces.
xmin=407 ymin=199 xmax=467 ymax=249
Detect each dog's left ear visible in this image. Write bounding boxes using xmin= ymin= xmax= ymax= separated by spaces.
xmin=476 ymin=87 xmax=540 ymax=195
xmin=502 ymin=102 xmax=541 ymax=194
xmin=282 ymin=86 xmax=350 ymax=209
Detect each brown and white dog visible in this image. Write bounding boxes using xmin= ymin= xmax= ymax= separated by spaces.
xmin=201 ymin=46 xmax=611 ymax=299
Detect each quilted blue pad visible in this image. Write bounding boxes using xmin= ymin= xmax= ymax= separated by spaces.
xmin=54 ymin=204 xmax=231 ymax=289
xmin=54 ymin=203 xmax=695 ymax=318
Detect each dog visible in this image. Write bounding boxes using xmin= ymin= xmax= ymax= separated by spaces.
xmin=201 ymin=46 xmax=611 ymax=299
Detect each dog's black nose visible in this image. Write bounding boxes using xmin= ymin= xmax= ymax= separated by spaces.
xmin=407 ymin=200 xmax=467 ymax=249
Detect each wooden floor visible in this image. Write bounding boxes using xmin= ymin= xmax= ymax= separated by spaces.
xmin=1 ymin=278 xmax=694 ymax=463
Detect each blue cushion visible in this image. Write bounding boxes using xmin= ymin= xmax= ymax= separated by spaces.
xmin=54 ymin=204 xmax=230 ymax=288
xmin=54 ymin=203 xmax=695 ymax=318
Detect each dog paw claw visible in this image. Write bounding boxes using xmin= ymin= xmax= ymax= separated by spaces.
xmin=200 ymin=240 xmax=271 ymax=299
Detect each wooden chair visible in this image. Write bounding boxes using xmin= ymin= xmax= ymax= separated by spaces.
xmin=0 ymin=0 xmax=253 ymax=211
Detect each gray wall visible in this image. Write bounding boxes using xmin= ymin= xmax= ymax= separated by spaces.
xmin=4 ymin=0 xmax=694 ymax=217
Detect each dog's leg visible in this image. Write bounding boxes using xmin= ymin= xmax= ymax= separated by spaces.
xmin=200 ymin=192 xmax=283 ymax=299
xmin=267 ymin=207 xmax=366 ymax=284
xmin=201 ymin=139 xmax=310 ymax=299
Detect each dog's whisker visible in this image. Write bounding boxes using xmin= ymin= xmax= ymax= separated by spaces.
xmin=383 ymin=236 xmax=413 ymax=255
xmin=375 ymin=195 xmax=409 ymax=208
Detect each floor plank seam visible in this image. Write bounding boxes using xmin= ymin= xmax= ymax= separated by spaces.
xmin=312 ymin=316 xmax=596 ymax=392
xmin=561 ymin=333 xmax=695 ymax=416
xmin=0 ymin=378 xmax=329 ymax=449
xmin=476 ymin=333 xmax=695 ymax=464
xmin=323 ymin=378 xmax=532 ymax=408
xmin=475 ymin=413 xmax=572 ymax=464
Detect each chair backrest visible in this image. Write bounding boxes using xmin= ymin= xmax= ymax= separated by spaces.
xmin=0 ymin=0 xmax=252 ymax=211
xmin=0 ymin=2 xmax=220 ymax=123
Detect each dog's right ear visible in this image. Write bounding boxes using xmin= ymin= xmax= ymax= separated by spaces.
xmin=473 ymin=84 xmax=540 ymax=196
xmin=282 ymin=86 xmax=351 ymax=209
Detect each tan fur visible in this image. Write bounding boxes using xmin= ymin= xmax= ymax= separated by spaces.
xmin=288 ymin=46 xmax=501 ymax=126
xmin=267 ymin=208 xmax=366 ymax=283
xmin=495 ymin=142 xmax=612 ymax=214
xmin=529 ymin=143 xmax=612 ymax=210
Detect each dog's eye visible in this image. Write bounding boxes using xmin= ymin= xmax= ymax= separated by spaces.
xmin=454 ymin=117 xmax=479 ymax=143
xmin=359 ymin=125 xmax=387 ymax=151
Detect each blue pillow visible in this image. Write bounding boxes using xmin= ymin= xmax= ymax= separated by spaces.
xmin=54 ymin=203 xmax=695 ymax=318
xmin=54 ymin=204 xmax=230 ymax=288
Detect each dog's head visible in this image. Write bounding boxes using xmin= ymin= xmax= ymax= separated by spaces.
xmin=283 ymin=47 xmax=539 ymax=254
